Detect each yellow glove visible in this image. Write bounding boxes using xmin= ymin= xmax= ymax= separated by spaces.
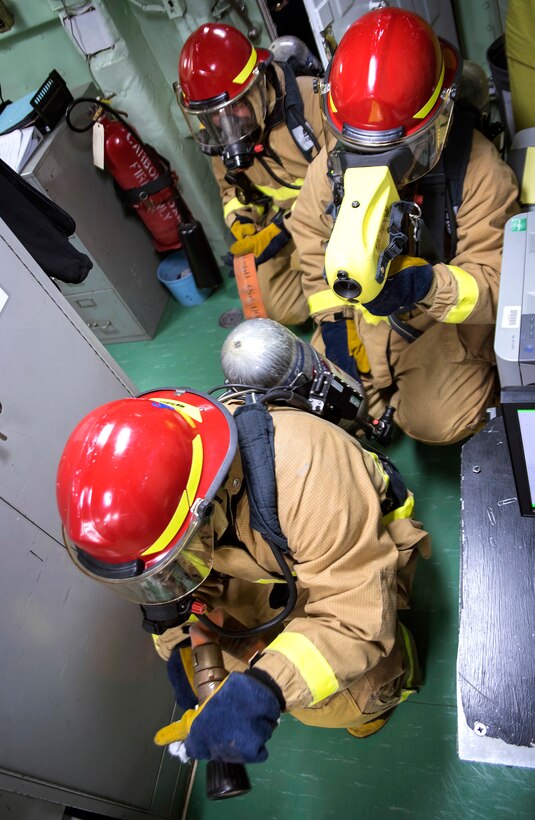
xmin=230 ymin=216 xmax=257 ymax=242
xmin=346 ymin=318 xmax=371 ymax=375
xmin=230 ymin=211 xmax=290 ymax=265
xmin=165 ymin=642 xmax=198 ymax=711
xmin=321 ymin=317 xmax=370 ymax=378
xmin=364 ymin=256 xmax=434 ymax=317
xmin=155 ymin=678 xmax=225 ymax=747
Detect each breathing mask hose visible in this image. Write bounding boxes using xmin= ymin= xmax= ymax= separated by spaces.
xmin=196 ymin=545 xmax=297 ymax=639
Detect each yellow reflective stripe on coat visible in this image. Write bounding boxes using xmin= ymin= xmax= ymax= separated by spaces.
xmin=355 ymin=304 xmax=390 ymax=325
xmin=367 ymin=453 xmax=415 ymax=524
xmin=399 ymin=623 xmax=416 ymax=689
xmin=224 ymin=197 xmax=247 ymax=220
xmin=307 ymin=288 xmax=350 ymax=315
xmin=382 ymin=491 xmax=415 ymax=526
xmin=267 ymin=632 xmax=339 ymax=705
xmin=368 ymin=452 xmax=390 ymax=489
xmin=255 ymin=180 xmax=304 ymax=202
xmin=223 ymin=197 xmax=265 ymax=220
xmin=256 ymin=578 xmax=291 ymax=584
xmin=442 ymin=266 xmax=479 ymax=323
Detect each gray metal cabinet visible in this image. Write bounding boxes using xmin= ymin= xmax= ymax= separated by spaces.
xmin=0 ymin=220 xmax=190 ymax=818
xmin=22 ymin=93 xmax=169 ymax=344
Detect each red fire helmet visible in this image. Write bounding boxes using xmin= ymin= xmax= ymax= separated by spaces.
xmin=175 ymin=24 xmax=272 ymax=157
xmin=56 ymin=389 xmax=237 ymax=604
xmin=178 ymin=23 xmax=271 ymax=107
xmin=322 ymin=8 xmax=461 ymax=180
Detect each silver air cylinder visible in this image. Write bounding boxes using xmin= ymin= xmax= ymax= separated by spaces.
xmin=221 ymin=318 xmax=317 ymax=387
xmin=220 ymin=317 xmax=363 ymax=396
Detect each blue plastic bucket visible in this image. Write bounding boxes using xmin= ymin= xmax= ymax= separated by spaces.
xmin=157 ymin=251 xmax=211 ymax=306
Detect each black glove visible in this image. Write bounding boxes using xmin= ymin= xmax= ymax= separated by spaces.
xmin=154 ymin=670 xmax=284 ymax=764
xmin=363 ymin=257 xmax=434 ymax=317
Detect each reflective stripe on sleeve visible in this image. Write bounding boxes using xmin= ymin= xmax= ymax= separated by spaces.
xmin=255 ymin=180 xmax=304 ymax=202
xmin=382 ymin=491 xmax=415 ymax=526
xmin=223 ymin=197 xmax=246 ymax=220
xmin=368 ymin=451 xmax=390 ymax=490
xmin=307 ymin=288 xmax=350 ymax=315
xmin=442 ymin=265 xmax=479 ymax=323
xmin=224 ymin=197 xmax=264 ymax=220
xmin=266 ymin=632 xmax=339 ymax=705
xmin=355 ymin=304 xmax=391 ymax=325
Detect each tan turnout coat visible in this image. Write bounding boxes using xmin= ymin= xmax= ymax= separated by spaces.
xmin=156 ymin=406 xmax=430 ymax=728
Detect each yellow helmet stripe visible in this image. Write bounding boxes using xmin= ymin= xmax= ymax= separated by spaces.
xmin=151 ymin=397 xmax=202 ymax=424
xmin=328 ymin=90 xmax=338 ymax=114
xmin=233 ymin=47 xmax=257 ymax=85
xmin=414 ymin=60 xmax=445 ymax=119
xmin=141 ymin=432 xmax=203 ymax=556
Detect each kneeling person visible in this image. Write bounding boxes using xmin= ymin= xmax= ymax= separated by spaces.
xmin=56 ymin=386 xmax=431 ymax=764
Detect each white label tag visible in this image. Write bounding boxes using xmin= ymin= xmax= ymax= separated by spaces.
xmin=502 ymin=305 xmax=521 ymax=329
xmin=291 ymin=124 xmax=314 ymax=152
xmin=92 ymin=121 xmax=105 ymax=169
xmin=0 ymin=286 xmax=8 ymax=314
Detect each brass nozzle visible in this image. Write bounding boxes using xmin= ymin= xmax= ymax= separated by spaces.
xmin=192 ymin=643 xmax=228 ymax=704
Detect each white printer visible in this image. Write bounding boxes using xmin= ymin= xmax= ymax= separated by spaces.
xmin=495 ymin=125 xmax=535 ymax=387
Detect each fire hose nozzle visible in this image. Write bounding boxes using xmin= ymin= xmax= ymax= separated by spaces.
xmin=191 ymin=639 xmax=252 ymax=800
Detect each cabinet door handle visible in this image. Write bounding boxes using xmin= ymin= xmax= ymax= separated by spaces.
xmin=87 ymin=321 xmax=111 ymax=330
xmin=0 ymin=432 xmax=7 ymax=441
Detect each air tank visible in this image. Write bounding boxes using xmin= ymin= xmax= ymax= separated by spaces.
xmin=220 ymin=317 xmax=363 ymax=394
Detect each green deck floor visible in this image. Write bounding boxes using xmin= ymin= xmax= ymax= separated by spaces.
xmin=107 ymin=281 xmax=535 ymax=820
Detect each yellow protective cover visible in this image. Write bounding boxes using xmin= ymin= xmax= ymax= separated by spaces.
xmin=325 ymin=165 xmax=400 ymax=303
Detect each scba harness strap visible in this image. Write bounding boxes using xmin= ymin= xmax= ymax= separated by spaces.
xmin=233 ymin=400 xmax=289 ymax=554
xmin=233 ymin=395 xmax=409 ymax=553
xmin=415 ymin=103 xmax=478 ymax=264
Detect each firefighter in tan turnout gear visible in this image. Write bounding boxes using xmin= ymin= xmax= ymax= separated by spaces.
xmin=290 ymin=7 xmax=520 ymax=444
xmin=56 ymin=386 xmax=430 ymax=765
xmin=175 ymin=23 xmax=325 ymax=326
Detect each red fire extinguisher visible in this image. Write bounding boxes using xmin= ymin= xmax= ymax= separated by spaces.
xmin=98 ymin=113 xmax=182 ymax=252
xmin=65 ymin=98 xmax=223 ymax=290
